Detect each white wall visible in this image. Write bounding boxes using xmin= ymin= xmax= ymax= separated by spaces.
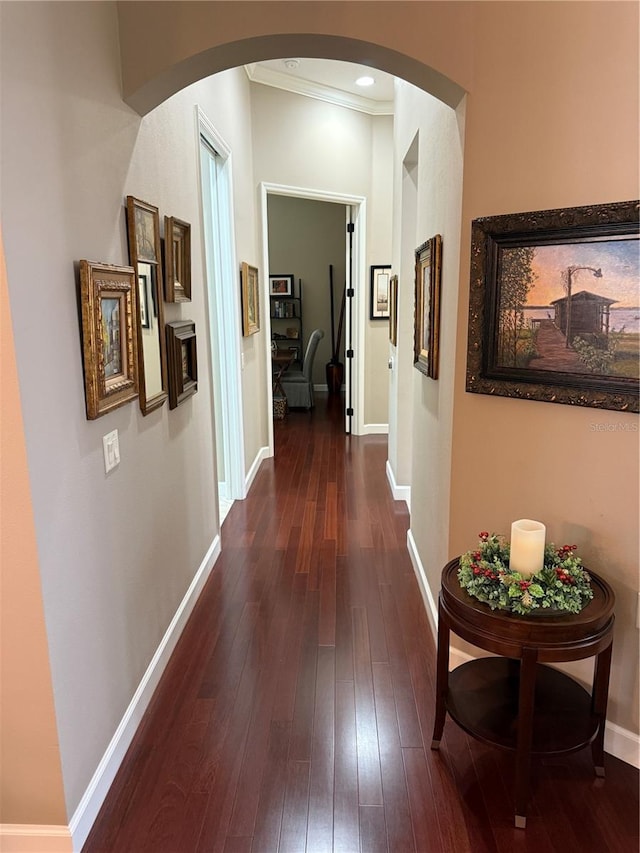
xmin=391 ymin=80 xmax=465 ymax=578
xmin=0 ymin=1 xmax=264 ymax=816
xmin=250 ymin=84 xmax=392 ymax=428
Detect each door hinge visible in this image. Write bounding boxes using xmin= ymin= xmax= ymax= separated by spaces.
xmin=346 ymin=349 xmax=354 ymax=359
xmin=346 ymin=288 xmax=354 ymax=298
xmin=347 ymin=222 xmax=355 ymax=233
xmin=346 ymin=407 xmax=354 ymax=416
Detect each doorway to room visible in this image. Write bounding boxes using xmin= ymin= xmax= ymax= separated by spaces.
xmin=260 ymin=184 xmax=366 ymax=448
xmin=199 ymin=109 xmax=247 ymax=519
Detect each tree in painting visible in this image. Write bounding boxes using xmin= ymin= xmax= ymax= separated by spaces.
xmin=497 ymin=247 xmax=537 ymax=367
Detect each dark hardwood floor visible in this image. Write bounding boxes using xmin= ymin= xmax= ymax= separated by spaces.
xmin=83 ymin=394 xmax=639 ymax=852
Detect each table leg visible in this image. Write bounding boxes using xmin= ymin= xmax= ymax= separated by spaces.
xmin=514 ymin=646 xmax=538 ymax=829
xmin=591 ymin=639 xmax=613 ymax=776
xmin=431 ymin=598 xmax=450 ymax=749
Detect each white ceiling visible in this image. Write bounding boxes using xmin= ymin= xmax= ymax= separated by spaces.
xmin=245 ymin=58 xmax=395 ymax=115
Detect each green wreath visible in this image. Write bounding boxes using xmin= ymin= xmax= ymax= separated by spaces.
xmin=458 ymin=532 xmax=594 ymax=616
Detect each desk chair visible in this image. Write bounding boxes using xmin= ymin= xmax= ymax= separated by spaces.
xmin=280 ymin=328 xmax=324 ymax=409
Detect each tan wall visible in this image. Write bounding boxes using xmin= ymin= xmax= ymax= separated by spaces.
xmin=0 ymin=230 xmax=68 ymax=825
xmin=450 ymin=0 xmax=639 ymax=734
xmin=117 ymin=1 xmax=471 ymax=114
xmin=1 ymin=0 xmax=638 ymax=835
xmin=115 ymin=0 xmax=640 ymax=737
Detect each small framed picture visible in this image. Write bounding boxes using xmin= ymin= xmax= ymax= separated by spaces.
xmin=389 ymin=274 xmax=398 ymax=346
xmin=241 ymin=262 xmax=260 ymax=336
xmin=269 ymin=274 xmax=294 ymax=297
xmin=126 ymin=195 xmax=168 ymax=415
xmin=370 ymin=265 xmax=391 ymax=320
xmin=79 ymin=260 xmax=139 ymax=419
xmin=164 ymin=216 xmax=191 ymax=302
xmin=131 ymin=199 xmax=160 ymax=264
xmin=166 ymin=320 xmax=198 ymax=409
xmin=414 ymin=235 xmax=442 ymax=379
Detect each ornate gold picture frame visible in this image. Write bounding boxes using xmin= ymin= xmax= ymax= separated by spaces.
xmin=241 ymin=262 xmax=260 ymax=336
xmin=467 ymin=200 xmax=639 ymax=412
xmin=79 ymin=260 xmax=138 ymax=419
xmin=414 ymin=235 xmax=442 ymax=379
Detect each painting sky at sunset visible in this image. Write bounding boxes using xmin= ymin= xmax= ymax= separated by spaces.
xmin=524 ymin=237 xmax=639 ymax=307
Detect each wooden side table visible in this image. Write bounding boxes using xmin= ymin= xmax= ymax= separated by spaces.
xmin=431 ymin=558 xmax=615 ymax=828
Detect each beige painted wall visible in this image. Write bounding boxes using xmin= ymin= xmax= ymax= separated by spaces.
xmin=1 ymin=0 xmax=638 ymax=837
xmin=114 ymin=0 xmax=639 ymax=737
xmin=0 ymin=1 xmax=263 ymax=817
xmin=117 ymin=1 xmax=471 ymax=114
xmin=251 ymin=84 xmax=393 ymax=426
xmin=392 ymin=81 xmax=465 ymax=577
xmin=267 ymin=195 xmax=346 ymax=387
xmin=0 ymin=232 xmax=68 ymax=825
xmin=449 ymin=0 xmax=639 ymax=735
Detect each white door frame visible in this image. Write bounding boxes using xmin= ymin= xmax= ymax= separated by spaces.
xmin=197 ymin=106 xmax=246 ymax=500
xmin=259 ymin=182 xmax=367 ymax=450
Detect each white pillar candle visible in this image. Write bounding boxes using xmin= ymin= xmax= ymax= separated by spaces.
xmin=509 ymin=519 xmax=546 ymax=578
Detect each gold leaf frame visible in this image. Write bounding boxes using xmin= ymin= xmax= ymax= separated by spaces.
xmin=80 ymin=260 xmax=138 ymax=419
xmin=241 ymin=261 xmax=260 ymax=336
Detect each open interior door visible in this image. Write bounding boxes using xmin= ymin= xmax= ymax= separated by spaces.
xmin=344 ymin=208 xmax=355 ymax=434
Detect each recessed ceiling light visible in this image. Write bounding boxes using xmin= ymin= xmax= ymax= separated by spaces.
xmin=356 ymin=75 xmax=375 ymax=87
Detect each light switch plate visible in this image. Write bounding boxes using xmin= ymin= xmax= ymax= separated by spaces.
xmin=102 ymin=429 xmax=120 ymax=474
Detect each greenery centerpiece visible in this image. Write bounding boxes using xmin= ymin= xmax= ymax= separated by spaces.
xmin=458 ymin=532 xmax=594 ymax=615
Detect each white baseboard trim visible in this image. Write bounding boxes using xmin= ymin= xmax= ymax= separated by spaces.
xmin=69 ymin=536 xmax=222 ymax=852
xmin=405 ymin=529 xmax=639 ymax=770
xmin=0 ymin=825 xmax=73 ymax=853
xmin=406 ymin=528 xmax=437 ymax=638
xmin=604 ymin=721 xmax=640 ymax=768
xmin=386 ymin=459 xmax=410 ymax=509
xmin=361 ymin=423 xmax=389 ymax=435
xmin=313 ymin=383 xmax=329 ymax=392
xmin=245 ymin=445 xmax=269 ymax=495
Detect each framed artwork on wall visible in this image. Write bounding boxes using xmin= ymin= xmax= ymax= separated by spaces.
xmin=164 ymin=215 xmax=191 ymax=302
xmin=241 ymin=262 xmax=260 ymax=336
xmin=79 ymin=260 xmax=139 ymax=419
xmin=466 ymin=199 xmax=639 ymax=412
xmin=166 ymin=320 xmax=198 ymax=409
xmin=389 ymin=274 xmax=398 ymax=346
xmin=414 ymin=235 xmax=442 ymax=379
xmin=370 ymin=264 xmax=391 ymax=319
xmin=269 ymin=274 xmax=294 ymax=297
xmin=126 ymin=195 xmax=168 ymax=415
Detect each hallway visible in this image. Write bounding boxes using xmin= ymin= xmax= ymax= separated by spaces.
xmin=83 ymin=397 xmax=638 ymax=853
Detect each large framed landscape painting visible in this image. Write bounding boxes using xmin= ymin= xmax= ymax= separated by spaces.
xmin=466 ymin=200 xmax=639 ymax=412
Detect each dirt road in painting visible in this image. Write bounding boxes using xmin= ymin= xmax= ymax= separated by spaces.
xmin=528 ymin=319 xmax=585 ymax=372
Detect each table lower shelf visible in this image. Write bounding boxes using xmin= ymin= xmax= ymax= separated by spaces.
xmin=446 ymin=658 xmax=599 ymax=755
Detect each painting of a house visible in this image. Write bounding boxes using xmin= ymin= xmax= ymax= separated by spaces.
xmin=551 ymin=290 xmax=617 ymax=343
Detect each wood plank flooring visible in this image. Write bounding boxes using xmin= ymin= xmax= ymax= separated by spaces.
xmin=83 ymin=395 xmax=639 ymax=852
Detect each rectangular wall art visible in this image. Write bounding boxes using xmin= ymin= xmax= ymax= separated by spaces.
xmin=466 ymin=200 xmax=639 ymax=412
xmin=414 ymin=235 xmax=442 ymax=379
xmin=79 ymin=260 xmax=139 ymax=419
xmin=370 ymin=265 xmax=392 ymax=320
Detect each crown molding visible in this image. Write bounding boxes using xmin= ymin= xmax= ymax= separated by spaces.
xmin=245 ymin=63 xmax=393 ymax=116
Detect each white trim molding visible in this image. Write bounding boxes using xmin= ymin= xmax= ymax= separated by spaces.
xmin=245 ymin=446 xmax=270 ymax=495
xmin=69 ymin=537 xmax=222 ymax=851
xmin=361 ymin=423 xmax=389 ymax=435
xmin=405 ymin=529 xmax=640 ymax=770
xmin=0 ymin=825 xmax=73 ymax=853
xmin=386 ymin=459 xmax=410 ymax=508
